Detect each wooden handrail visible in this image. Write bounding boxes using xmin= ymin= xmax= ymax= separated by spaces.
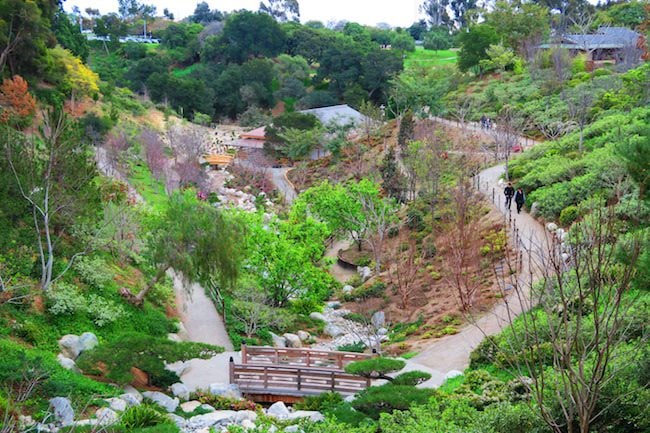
xmin=240 ymin=345 xmax=374 ymax=370
xmin=230 ymin=360 xmax=371 ymax=396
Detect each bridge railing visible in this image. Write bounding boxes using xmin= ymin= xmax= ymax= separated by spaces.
xmin=230 ymin=359 xmax=371 ymax=396
xmin=241 ymin=345 xmax=374 ymax=370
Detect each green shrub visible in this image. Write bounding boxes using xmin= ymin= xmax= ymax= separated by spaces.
xmin=120 ymin=405 xmax=167 ymax=429
xmin=345 ymin=357 xmax=405 ymax=378
xmin=86 ymin=295 xmax=127 ymax=327
xmin=73 ymin=256 xmax=113 ymax=289
xmin=295 ymin=392 xmax=343 ymax=411
xmin=392 ymin=371 xmax=432 ymax=386
xmin=406 ymin=208 xmax=425 ymax=231
xmin=337 ymin=341 xmax=367 ymax=353
xmin=77 ymin=333 xmax=223 ymax=387
xmin=559 ymin=205 xmax=579 ymax=226
xmin=343 ymin=281 xmax=386 ymax=301
xmin=345 ymin=275 xmax=363 ymax=288
xmin=46 ymin=282 xmax=86 ymax=316
xmin=352 ymin=384 xmax=436 ymax=418
xmin=191 ymin=391 xmax=260 ymax=411
xmin=422 ymin=238 xmax=437 ymax=259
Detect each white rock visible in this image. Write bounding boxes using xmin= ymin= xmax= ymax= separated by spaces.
xmin=324 ymin=323 xmax=343 ymax=337
xmin=199 ymin=404 xmax=215 ymax=412
xmin=267 ymin=401 xmax=290 ymax=419
xmin=241 ymin=419 xmax=256 ymax=430
xmin=208 ymin=383 xmax=242 ymax=399
xmin=171 ymin=383 xmax=190 ymax=401
xmin=342 ymin=285 xmax=354 ymax=294
xmin=56 ymin=354 xmax=80 ymax=373
xmin=445 ymin=370 xmax=463 ymax=379
xmin=120 ymin=393 xmax=142 ymax=407
xmin=123 ymin=386 xmax=143 ymax=403
xmin=297 ymin=331 xmax=310 ymax=342
xmin=165 ymin=360 xmax=190 ymax=377
xmin=270 ymin=332 xmax=287 ymax=348
xmin=58 ymin=335 xmax=82 ymax=360
xmin=49 ymin=397 xmax=74 ymax=426
xmin=104 ymin=398 xmax=127 ymax=412
xmin=186 ymin=411 xmax=237 ymax=429
xmin=235 ymin=411 xmax=258 ymax=423
xmin=371 ymin=311 xmax=385 ymax=328
xmin=95 ymin=408 xmax=118 ymax=426
xmin=73 ymin=419 xmax=98 ymax=427
xmin=284 ymin=426 xmax=301 ymax=433
xmin=377 ymin=327 xmax=388 ymax=336
xmin=142 ymin=391 xmax=179 ymax=413
xmin=168 ymin=414 xmax=186 ymax=427
xmin=283 ymin=333 xmax=302 ymax=348
xmin=546 ymin=222 xmax=558 ymax=232
xmin=326 ymin=301 xmax=341 ymax=309
xmin=180 ymin=401 xmax=202 ymax=413
xmin=288 ymin=411 xmax=325 ymax=422
xmin=530 ymin=202 xmax=540 ymax=216
xmin=78 ymin=332 xmax=98 ymax=352
xmin=357 ymin=266 xmax=372 ymax=282
xmin=344 ymin=395 xmax=356 ymax=403
xmin=309 ymin=312 xmax=326 ymax=322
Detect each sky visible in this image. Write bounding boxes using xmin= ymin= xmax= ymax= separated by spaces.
xmin=64 ymin=0 xmax=425 ymax=28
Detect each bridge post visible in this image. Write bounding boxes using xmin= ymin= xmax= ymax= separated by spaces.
xmin=229 ymin=357 xmax=234 ymax=384
xmin=241 ymin=342 xmax=247 ymax=364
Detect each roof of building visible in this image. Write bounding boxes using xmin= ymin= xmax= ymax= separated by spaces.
xmin=240 ymin=126 xmax=266 ymax=140
xmin=552 ymin=27 xmax=641 ymax=50
xmin=300 ymin=104 xmax=367 ymax=127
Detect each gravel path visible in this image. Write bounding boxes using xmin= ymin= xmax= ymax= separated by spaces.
xmin=269 ymin=167 xmax=297 ymax=204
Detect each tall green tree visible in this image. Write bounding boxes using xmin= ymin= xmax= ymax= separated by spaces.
xmin=217 ymin=11 xmax=286 ymax=63
xmin=457 ymin=24 xmax=499 ymax=73
xmin=450 ymin=0 xmax=478 ymax=28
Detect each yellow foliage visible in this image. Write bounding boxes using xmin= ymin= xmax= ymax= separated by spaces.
xmin=50 ymin=46 xmax=99 ymax=97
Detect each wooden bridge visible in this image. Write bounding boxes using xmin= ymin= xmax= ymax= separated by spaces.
xmin=229 ymin=345 xmax=374 ymax=402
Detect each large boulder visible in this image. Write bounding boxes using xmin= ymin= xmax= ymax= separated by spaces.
xmin=171 ymin=383 xmax=190 ymax=401
xmin=49 ymin=397 xmax=74 ymax=426
xmin=180 ymin=401 xmax=202 ymax=413
xmin=297 ymin=331 xmax=310 ymax=342
xmin=185 ymin=411 xmax=237 ymax=430
xmin=288 ymin=411 xmax=325 ymax=422
xmin=270 ymin=332 xmax=287 ymax=348
xmin=142 ymin=391 xmax=179 ymax=413
xmin=119 ymin=393 xmax=141 ymax=407
xmin=165 ymin=360 xmax=191 ymax=377
xmin=530 ymin=202 xmax=540 ymax=217
xmin=58 ymin=335 xmax=83 ymax=360
xmin=208 ymin=383 xmax=242 ymax=399
xmin=309 ymin=312 xmax=326 ymax=322
xmin=283 ymin=333 xmax=302 ymax=348
xmin=324 ymin=323 xmax=343 ymax=338
xmin=78 ymin=332 xmax=98 ymax=352
xmin=95 ymin=408 xmax=118 ymax=426
xmin=104 ymin=397 xmax=127 ymax=412
xmin=371 ymin=311 xmax=385 ymax=328
xmin=357 ymin=266 xmax=372 ymax=282
xmin=342 ymin=285 xmax=354 ymax=294
xmin=122 ymin=386 xmax=143 ymax=404
xmin=235 ymin=410 xmax=258 ymax=423
xmin=266 ymin=401 xmax=290 ymax=419
xmin=56 ymin=354 xmax=80 ymax=373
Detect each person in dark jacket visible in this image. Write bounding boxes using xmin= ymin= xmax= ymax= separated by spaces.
xmin=504 ymin=182 xmax=515 ymax=210
xmin=514 ymin=188 xmax=526 ymax=214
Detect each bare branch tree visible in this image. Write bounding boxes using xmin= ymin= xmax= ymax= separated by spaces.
xmin=388 ymin=238 xmax=421 ymax=309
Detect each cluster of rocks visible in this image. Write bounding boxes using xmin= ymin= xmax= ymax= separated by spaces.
xmin=309 ymin=303 xmax=387 ymax=352
xmin=56 ymin=332 xmax=98 ymax=373
xmin=212 ymin=184 xmax=273 ymax=212
xmin=41 ymin=383 xmax=323 ymax=433
xmin=269 ymin=330 xmax=312 ymax=348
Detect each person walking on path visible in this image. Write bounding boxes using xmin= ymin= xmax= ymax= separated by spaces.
xmin=515 ymin=188 xmax=526 ymax=214
xmin=504 ymin=182 xmax=515 ymax=210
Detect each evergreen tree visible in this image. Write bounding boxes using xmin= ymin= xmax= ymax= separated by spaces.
xmin=398 ymin=110 xmax=415 ymax=152
xmin=381 ymin=147 xmax=405 ymax=201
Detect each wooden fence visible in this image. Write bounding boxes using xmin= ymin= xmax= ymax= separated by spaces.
xmin=241 ymin=345 xmax=374 ymax=370
xmin=230 ymin=359 xmax=371 ymax=397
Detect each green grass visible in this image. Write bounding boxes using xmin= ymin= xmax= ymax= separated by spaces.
xmin=404 ymin=47 xmax=458 ymax=70
xmin=128 ymin=163 xmax=168 ymax=211
xmin=400 ymin=351 xmax=419 ymax=360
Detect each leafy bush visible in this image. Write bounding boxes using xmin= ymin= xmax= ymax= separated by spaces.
xmin=559 ymin=205 xmax=579 ymax=226
xmin=120 ymin=405 xmax=167 ymax=429
xmin=295 ymin=392 xmax=343 ymax=411
xmin=77 ymin=333 xmax=223 ymax=387
xmin=406 ymin=208 xmax=425 ymax=231
xmin=392 ymin=371 xmax=432 ymax=386
xmin=352 ymin=384 xmax=436 ymax=418
xmin=73 ymin=256 xmax=113 ymax=289
xmin=86 ymin=295 xmax=127 ymax=327
xmin=47 ymin=282 xmax=86 ymax=316
xmin=345 ymin=357 xmax=405 ymax=378
xmin=191 ymin=391 xmax=260 ymax=411
xmin=342 ymin=281 xmax=386 ymax=301
xmin=337 ymin=341 xmax=367 ymax=353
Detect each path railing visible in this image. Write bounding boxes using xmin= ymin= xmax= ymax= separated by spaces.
xmin=241 ymin=345 xmax=373 ymax=370
xmin=230 ymin=359 xmax=371 ymax=396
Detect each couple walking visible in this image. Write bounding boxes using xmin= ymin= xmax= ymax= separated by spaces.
xmin=504 ymin=182 xmax=525 ymax=214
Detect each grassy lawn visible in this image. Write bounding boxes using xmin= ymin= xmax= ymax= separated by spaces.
xmin=128 ymin=162 xmax=168 ymax=210
xmin=404 ymin=47 xmax=458 ymax=70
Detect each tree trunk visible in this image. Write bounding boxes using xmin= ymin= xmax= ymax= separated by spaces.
xmin=123 ymin=265 xmax=170 ymax=306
